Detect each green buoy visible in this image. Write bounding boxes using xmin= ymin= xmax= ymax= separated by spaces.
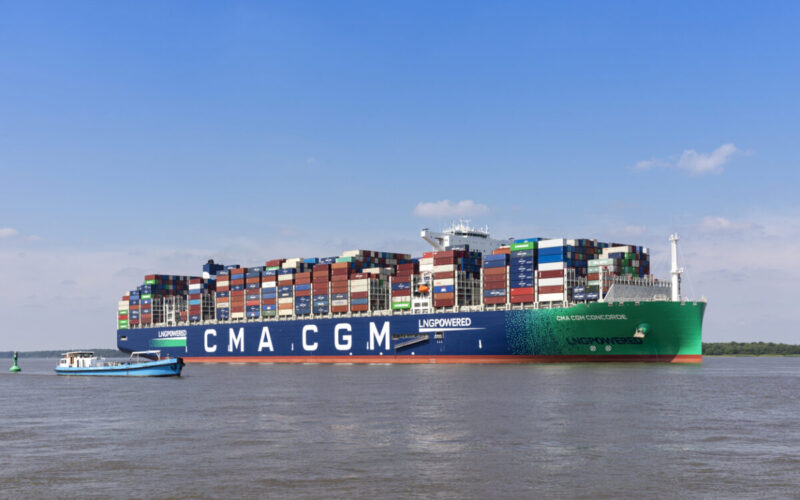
xmin=9 ymin=351 xmax=20 ymax=373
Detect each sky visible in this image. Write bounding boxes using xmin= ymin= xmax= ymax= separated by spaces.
xmin=1 ymin=1 xmax=799 ymax=349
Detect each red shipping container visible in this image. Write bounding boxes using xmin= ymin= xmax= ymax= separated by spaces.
xmin=261 ymin=298 xmax=276 ymax=305
xmin=331 ymin=306 xmax=348 ymax=313
xmin=433 ymin=299 xmax=455 ymax=307
xmin=278 ymin=303 xmax=292 ymax=310
xmin=492 ymin=247 xmax=511 ymax=255
xmin=539 ymin=270 xmax=564 ymax=279
xmin=331 ymin=285 xmax=348 ymax=293
xmin=483 ymin=296 xmax=506 ymax=305
xmin=391 ymin=289 xmax=411 ymax=297
xmin=246 ymin=277 xmax=261 ymax=285
xmin=295 ymin=277 xmax=311 ymax=285
xmin=510 ymin=295 xmax=534 ymax=304
xmin=435 ymin=292 xmax=454 ymax=300
xmin=230 ymin=269 xmax=245 ymax=276
xmin=216 ymin=286 xmax=230 ymax=292
xmin=539 ymin=285 xmax=564 ymax=294
xmin=246 ymin=300 xmax=259 ymax=306
xmin=351 ymin=291 xmax=368 ymax=299
xmin=190 ymin=278 xmax=202 ymax=284
xmin=295 ymin=290 xmax=311 ymax=297
xmin=350 ymin=304 xmax=368 ymax=312
xmin=231 ymin=279 xmax=245 ymax=286
xmin=434 ymin=257 xmax=455 ymax=265
xmin=433 ymin=271 xmax=454 ymax=279
xmin=484 ymin=267 xmax=507 ymax=276
xmin=510 ymin=287 xmax=535 ymax=296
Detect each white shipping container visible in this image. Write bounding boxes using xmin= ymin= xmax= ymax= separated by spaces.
xmin=433 ymin=264 xmax=456 ymax=272
xmin=231 ymin=312 xmax=245 ymax=319
xmin=278 ymin=309 xmax=293 ymax=316
xmin=278 ymin=297 xmax=293 ymax=304
xmin=538 ymin=292 xmax=567 ymax=302
xmin=539 ymin=262 xmax=567 ymax=271
xmin=434 ymin=278 xmax=455 ymax=287
xmin=189 ymin=284 xmax=201 ymax=290
xmin=332 ymin=299 xmax=348 ymax=307
xmin=342 ymin=250 xmax=364 ymax=257
xmin=261 ymin=282 xmax=277 ymax=288
xmin=350 ymin=279 xmax=369 ymax=285
xmin=118 ymin=301 xmax=128 ymax=307
xmin=538 ymin=277 xmax=565 ymax=287
xmin=602 ymin=246 xmax=634 ymax=255
xmin=539 ymin=238 xmax=567 ymax=249
xmin=350 ymin=285 xmax=368 ymax=293
xmin=391 ymin=296 xmax=409 ymax=302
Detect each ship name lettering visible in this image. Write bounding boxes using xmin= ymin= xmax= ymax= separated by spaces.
xmin=204 ymin=329 xmax=217 ymax=353
xmin=417 ymin=317 xmax=471 ymax=329
xmin=369 ymin=321 xmax=390 ymax=351
xmin=335 ymin=323 xmax=352 ymax=351
xmin=228 ymin=327 xmax=245 ymax=352
xmin=158 ymin=329 xmax=188 ymax=338
xmin=302 ymin=325 xmax=318 ymax=351
xmin=258 ymin=326 xmax=274 ymax=352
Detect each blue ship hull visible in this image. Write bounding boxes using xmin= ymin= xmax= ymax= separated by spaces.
xmin=55 ymin=358 xmax=184 ymax=376
xmin=117 ymin=304 xmax=704 ymax=363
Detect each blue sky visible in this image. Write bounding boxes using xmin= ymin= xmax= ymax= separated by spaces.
xmin=1 ymin=1 xmax=799 ymax=348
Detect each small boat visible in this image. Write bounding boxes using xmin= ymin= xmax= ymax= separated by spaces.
xmin=55 ymin=350 xmax=184 ymax=377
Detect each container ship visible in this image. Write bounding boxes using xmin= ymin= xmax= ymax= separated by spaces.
xmin=116 ymin=222 xmax=705 ymax=363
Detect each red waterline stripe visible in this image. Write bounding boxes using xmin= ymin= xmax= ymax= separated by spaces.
xmin=184 ymin=354 xmax=702 ymax=364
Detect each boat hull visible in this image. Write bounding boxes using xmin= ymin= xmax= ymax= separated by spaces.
xmin=55 ymin=358 xmax=184 ymax=376
xmin=117 ymin=301 xmax=705 ymax=364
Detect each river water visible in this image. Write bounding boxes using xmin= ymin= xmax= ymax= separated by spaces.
xmin=2 ymin=357 xmax=798 ymax=499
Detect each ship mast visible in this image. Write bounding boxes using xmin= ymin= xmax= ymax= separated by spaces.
xmin=670 ymin=233 xmax=683 ymax=302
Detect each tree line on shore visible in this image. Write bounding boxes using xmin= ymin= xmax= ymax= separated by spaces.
xmin=701 ymin=342 xmax=800 ymax=356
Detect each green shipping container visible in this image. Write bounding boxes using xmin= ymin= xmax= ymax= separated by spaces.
xmin=141 ymin=293 xmax=152 ymax=300
xmin=511 ymin=241 xmax=536 ymax=251
xmin=145 ymin=279 xmax=157 ymax=285
xmin=391 ymin=302 xmax=411 ymax=310
xmin=266 ymin=266 xmax=280 ymax=271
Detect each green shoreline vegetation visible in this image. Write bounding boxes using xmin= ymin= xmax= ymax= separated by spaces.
xmin=701 ymin=342 xmax=800 ymax=356
xmin=3 ymin=343 xmax=800 ymax=358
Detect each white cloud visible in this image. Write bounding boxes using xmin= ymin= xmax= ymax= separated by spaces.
xmin=634 ymin=158 xmax=670 ymax=170
xmin=634 ymin=143 xmax=741 ymax=175
xmin=697 ymin=215 xmax=762 ymax=234
xmin=677 ymin=143 xmax=739 ymax=175
xmin=0 ymin=227 xmax=19 ymax=238
xmin=413 ymin=199 xmax=489 ymax=217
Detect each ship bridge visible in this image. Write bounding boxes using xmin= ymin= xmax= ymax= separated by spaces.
xmin=421 ymin=219 xmax=513 ymax=256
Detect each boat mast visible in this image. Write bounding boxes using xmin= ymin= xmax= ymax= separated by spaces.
xmin=670 ymin=233 xmax=683 ymax=302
